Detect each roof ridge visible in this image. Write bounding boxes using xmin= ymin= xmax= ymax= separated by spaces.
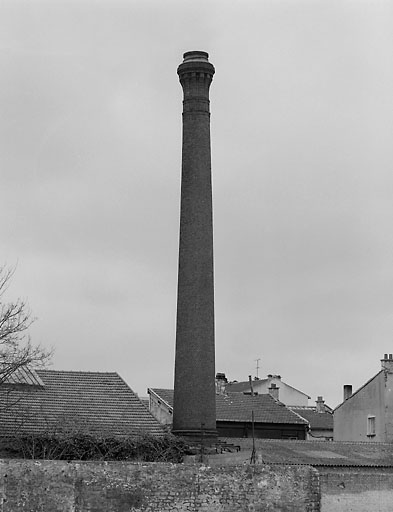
xmin=334 ymin=370 xmax=384 ymax=411
xmin=37 ymin=369 xmax=120 ymax=376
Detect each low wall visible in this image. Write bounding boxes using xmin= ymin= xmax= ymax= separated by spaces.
xmin=0 ymin=459 xmax=320 ymax=511
xmin=319 ymin=467 xmax=393 ymax=512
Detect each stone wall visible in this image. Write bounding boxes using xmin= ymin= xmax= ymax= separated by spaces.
xmin=0 ymin=459 xmax=320 ymax=511
xmin=320 ymin=467 xmax=393 ymax=512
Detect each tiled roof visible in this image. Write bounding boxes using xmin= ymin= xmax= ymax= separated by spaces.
xmin=225 ymin=379 xmax=270 ymax=392
xmin=216 ymin=393 xmax=308 ymax=425
xmin=218 ymin=438 xmax=393 ymax=467
xmin=139 ymin=397 xmax=150 ymax=410
xmin=0 ymin=370 xmax=165 ymax=437
xmin=289 ymin=406 xmax=333 ymax=430
xmin=149 ymin=389 xmax=308 ymax=425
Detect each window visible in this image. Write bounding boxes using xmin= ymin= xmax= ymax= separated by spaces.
xmin=367 ymin=415 xmax=376 ymax=437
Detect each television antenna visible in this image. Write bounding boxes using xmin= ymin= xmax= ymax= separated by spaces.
xmin=255 ymin=358 xmax=261 ymax=379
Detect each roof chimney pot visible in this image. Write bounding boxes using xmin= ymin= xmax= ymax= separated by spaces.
xmin=381 ymin=354 xmax=393 ymax=373
xmin=344 ymin=385 xmax=352 ymax=401
xmin=316 ymin=396 xmax=326 ymax=413
xmin=268 ymin=382 xmax=279 ymax=401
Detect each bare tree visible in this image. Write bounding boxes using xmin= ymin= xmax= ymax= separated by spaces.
xmin=0 ymin=265 xmax=51 ymax=383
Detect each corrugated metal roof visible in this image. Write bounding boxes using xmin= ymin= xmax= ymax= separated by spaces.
xmin=219 ymin=438 xmax=393 ymax=467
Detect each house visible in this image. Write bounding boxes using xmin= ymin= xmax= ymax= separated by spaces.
xmin=289 ymin=396 xmax=333 ymax=440
xmin=224 ymin=374 xmax=311 ymax=406
xmin=0 ymin=367 xmax=166 ymax=437
xmin=148 ymin=388 xmax=309 ymax=439
xmin=334 ymin=354 xmax=393 ymax=442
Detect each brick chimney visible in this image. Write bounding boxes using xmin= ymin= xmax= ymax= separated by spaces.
xmin=315 ymin=396 xmax=326 ymax=413
xmin=215 ymin=372 xmax=227 ymax=395
xmin=381 ymin=353 xmax=393 ymax=373
xmin=173 ymin=51 xmax=217 ymax=440
xmin=268 ymin=383 xmax=279 ymax=401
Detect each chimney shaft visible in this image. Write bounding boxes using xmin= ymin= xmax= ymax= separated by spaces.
xmin=215 ymin=373 xmax=227 ymax=395
xmin=173 ymin=52 xmax=217 ymax=439
xmin=316 ymin=396 xmax=325 ymax=413
xmin=344 ymin=384 xmax=352 ymax=401
xmin=248 ymin=375 xmax=255 ymax=395
xmin=269 ymin=383 xmax=280 ymax=401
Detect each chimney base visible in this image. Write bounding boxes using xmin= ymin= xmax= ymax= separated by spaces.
xmin=171 ymin=429 xmax=218 ymax=443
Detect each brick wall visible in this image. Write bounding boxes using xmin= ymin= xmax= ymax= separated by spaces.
xmin=0 ymin=459 xmax=320 ymax=511
xmin=319 ymin=467 xmax=393 ymax=512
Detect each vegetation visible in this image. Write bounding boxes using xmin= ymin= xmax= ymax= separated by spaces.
xmin=0 ymin=267 xmax=188 ymax=463
xmin=0 ymin=265 xmax=51 ymax=383
xmin=0 ymin=432 xmax=188 ymax=462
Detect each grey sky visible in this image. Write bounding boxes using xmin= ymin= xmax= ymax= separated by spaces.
xmin=1 ymin=0 xmax=393 ymax=407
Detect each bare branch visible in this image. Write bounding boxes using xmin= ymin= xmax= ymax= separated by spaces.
xmin=0 ymin=265 xmax=52 ymax=383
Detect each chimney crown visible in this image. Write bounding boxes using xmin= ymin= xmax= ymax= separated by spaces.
xmin=183 ymin=51 xmax=209 ymax=62
xmin=177 ymin=51 xmax=215 ymax=77
xmin=215 ymin=372 xmax=227 ymax=382
xmin=381 ymin=353 xmax=393 ymax=373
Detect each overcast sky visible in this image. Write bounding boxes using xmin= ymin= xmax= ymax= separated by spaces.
xmin=1 ymin=0 xmax=393 ymax=408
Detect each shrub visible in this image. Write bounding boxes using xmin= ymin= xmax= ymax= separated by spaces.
xmin=0 ymin=432 xmax=188 ymax=462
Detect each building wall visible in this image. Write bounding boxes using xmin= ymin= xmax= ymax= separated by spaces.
xmin=253 ymin=378 xmax=309 ymax=406
xmin=149 ymin=394 xmax=172 ymax=425
xmin=217 ymin=421 xmax=307 ymax=440
xmin=319 ymin=467 xmax=393 ymax=512
xmin=384 ymin=371 xmax=393 ymax=441
xmin=334 ymin=372 xmax=386 ymax=442
xmin=307 ymin=429 xmax=333 ymax=441
xmin=0 ymin=459 xmax=321 ymax=511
